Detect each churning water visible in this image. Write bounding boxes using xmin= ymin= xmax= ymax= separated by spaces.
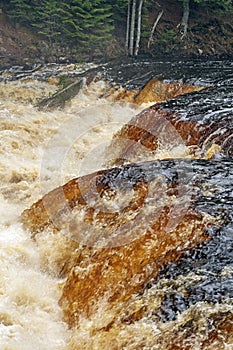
xmin=0 ymin=59 xmax=232 ymax=349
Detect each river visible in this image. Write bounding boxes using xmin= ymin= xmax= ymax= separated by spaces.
xmin=0 ymin=58 xmax=232 ymax=349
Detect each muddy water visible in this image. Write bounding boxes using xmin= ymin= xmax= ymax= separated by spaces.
xmin=0 ymin=59 xmax=232 ymax=349
xmin=0 ymin=72 xmax=141 ymax=349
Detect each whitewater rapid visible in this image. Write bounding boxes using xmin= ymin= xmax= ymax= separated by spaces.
xmin=0 ymin=77 xmax=142 ymax=349
xmin=0 ymin=62 xmax=232 ymax=349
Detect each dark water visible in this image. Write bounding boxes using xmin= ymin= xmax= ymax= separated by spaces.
xmin=157 ymin=159 xmax=233 ymax=321
xmin=103 ymin=58 xmax=233 ymax=322
xmin=103 ymin=58 xmax=233 ymax=87
xmin=94 ymin=154 xmax=233 ymax=321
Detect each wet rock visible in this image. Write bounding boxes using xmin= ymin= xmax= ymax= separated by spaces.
xmin=103 ymin=77 xmax=204 ymax=106
xmin=67 ymin=301 xmax=232 ymax=350
xmin=21 ymin=160 xmax=215 ymax=326
xmin=60 ymin=211 xmax=210 ymax=326
xmin=21 ymin=160 xmax=204 ymax=234
xmin=133 ymin=78 xmax=204 ymax=105
xmin=107 ymin=102 xmax=232 ymax=165
xmin=158 ymin=307 xmax=233 ymax=350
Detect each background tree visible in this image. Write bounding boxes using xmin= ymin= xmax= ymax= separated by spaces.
xmin=6 ymin=0 xmax=35 ymax=26
xmin=194 ymin=0 xmax=233 ymax=13
xmin=125 ymin=0 xmax=131 ymax=53
xmin=134 ymin=0 xmax=144 ymax=56
xmin=125 ymin=0 xmax=146 ymax=56
xmin=4 ymin=0 xmax=233 ymax=58
xmin=33 ymin=0 xmax=62 ymax=46
xmin=129 ymin=0 xmax=136 ymax=55
xmin=6 ymin=0 xmax=115 ymax=52
xmin=179 ymin=0 xmax=233 ymax=38
xmin=180 ymin=0 xmax=190 ymax=38
xmin=147 ymin=7 xmax=163 ymax=49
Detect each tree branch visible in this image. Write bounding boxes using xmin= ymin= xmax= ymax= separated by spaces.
xmin=147 ymin=9 xmax=164 ymax=49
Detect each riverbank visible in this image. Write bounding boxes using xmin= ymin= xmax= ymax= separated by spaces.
xmin=0 ymin=0 xmax=233 ymax=68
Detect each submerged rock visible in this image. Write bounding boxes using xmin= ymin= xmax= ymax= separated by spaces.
xmin=19 ymin=71 xmax=232 ymax=339
xmin=67 ymin=303 xmax=233 ymax=350
xmin=60 ymin=211 xmax=210 ymax=326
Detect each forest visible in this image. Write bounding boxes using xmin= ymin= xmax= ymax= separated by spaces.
xmin=1 ymin=0 xmax=233 ymax=62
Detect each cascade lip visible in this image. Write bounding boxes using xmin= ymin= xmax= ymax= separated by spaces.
xmin=21 ymin=157 xmax=232 ymax=237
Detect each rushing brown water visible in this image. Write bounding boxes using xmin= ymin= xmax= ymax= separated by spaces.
xmin=0 ymin=59 xmax=232 ymax=349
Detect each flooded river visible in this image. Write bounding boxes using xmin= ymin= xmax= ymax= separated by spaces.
xmin=0 ymin=58 xmax=232 ymax=349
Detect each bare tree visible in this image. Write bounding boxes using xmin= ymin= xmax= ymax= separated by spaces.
xmin=125 ymin=0 xmax=131 ymax=54
xmin=180 ymin=0 xmax=190 ymax=39
xmin=129 ymin=0 xmax=137 ymax=56
xmin=134 ymin=0 xmax=144 ymax=56
xmin=147 ymin=9 xmax=164 ymax=49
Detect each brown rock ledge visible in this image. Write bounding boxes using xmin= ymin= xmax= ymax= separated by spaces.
xmin=21 ymin=161 xmax=214 ymax=326
xmin=107 ymin=103 xmax=231 ymax=165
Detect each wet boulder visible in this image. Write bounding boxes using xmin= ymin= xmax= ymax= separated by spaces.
xmin=106 ymin=101 xmax=232 ymax=165
xmin=133 ymin=78 xmax=204 ymax=105
xmin=104 ymin=77 xmax=204 ymax=106
xmin=21 ymin=160 xmax=214 ymax=326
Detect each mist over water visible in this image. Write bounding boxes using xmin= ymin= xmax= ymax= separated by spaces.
xmin=0 ymin=59 xmax=232 ymax=349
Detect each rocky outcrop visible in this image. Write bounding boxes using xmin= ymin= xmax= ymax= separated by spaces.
xmin=60 ymin=210 xmax=210 ymax=326
xmin=20 ymin=72 xmax=231 ymax=339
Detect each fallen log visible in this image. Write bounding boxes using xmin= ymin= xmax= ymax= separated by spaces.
xmin=36 ymin=77 xmax=85 ymax=110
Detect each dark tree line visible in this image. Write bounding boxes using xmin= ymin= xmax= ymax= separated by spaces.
xmin=4 ymin=0 xmax=233 ymax=56
xmin=5 ymin=0 xmax=122 ymax=51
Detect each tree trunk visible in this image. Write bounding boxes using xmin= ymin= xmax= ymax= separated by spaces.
xmin=180 ymin=0 xmax=190 ymax=39
xmin=37 ymin=78 xmax=85 ymax=110
xmin=147 ymin=9 xmax=163 ymax=49
xmin=125 ymin=0 xmax=131 ymax=54
xmin=129 ymin=0 xmax=136 ymax=56
xmin=134 ymin=0 xmax=144 ymax=56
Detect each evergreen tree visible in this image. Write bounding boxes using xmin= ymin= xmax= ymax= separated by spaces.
xmin=7 ymin=0 xmax=34 ymax=25
xmin=61 ymin=0 xmax=114 ymax=50
xmin=194 ymin=0 xmax=233 ymax=12
xmin=106 ymin=0 xmax=128 ymax=24
xmin=32 ymin=0 xmax=62 ymax=45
